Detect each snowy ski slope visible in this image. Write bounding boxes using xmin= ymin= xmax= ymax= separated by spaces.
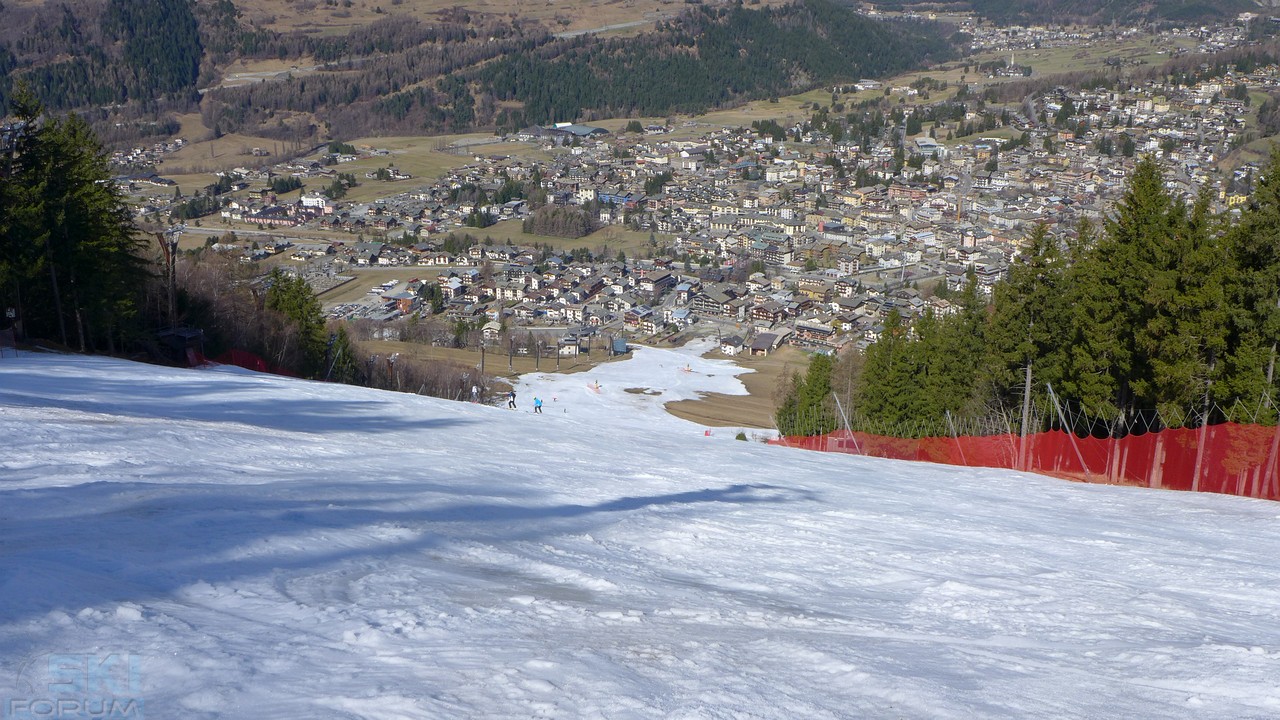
xmin=1 ymin=341 xmax=1279 ymax=718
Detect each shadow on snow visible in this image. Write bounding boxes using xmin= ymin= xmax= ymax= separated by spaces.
xmin=0 ymin=479 xmax=816 ymax=629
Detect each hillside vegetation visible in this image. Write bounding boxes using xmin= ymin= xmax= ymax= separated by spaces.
xmin=0 ymin=0 xmax=200 ymax=122
xmin=0 ymin=0 xmax=956 ymax=145
xmin=477 ymin=0 xmax=956 ymax=127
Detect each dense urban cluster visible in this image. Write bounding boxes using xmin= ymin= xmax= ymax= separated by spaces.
xmin=100 ymin=15 xmax=1278 ymax=365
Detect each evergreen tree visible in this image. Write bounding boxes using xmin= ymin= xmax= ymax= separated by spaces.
xmin=908 ymin=311 xmax=948 ymax=420
xmin=775 ymin=371 xmax=803 ymax=435
xmin=856 ymin=309 xmax=919 ymax=428
xmin=985 ymin=224 xmax=1071 ymax=414
xmin=775 ymin=352 xmax=838 ymax=436
xmin=1220 ymin=146 xmax=1280 ymax=420
xmin=1144 ymin=187 xmax=1228 ymax=423
xmin=326 ymin=325 xmax=361 ymax=385
xmin=418 ymin=281 xmax=445 ymax=314
xmin=0 ymin=91 xmax=42 ymax=337
xmin=265 ymin=268 xmax=327 ymax=376
xmin=1 ymin=88 xmax=148 ymax=351
xmin=1068 ymin=156 xmax=1187 ymax=417
xmin=926 ymin=271 xmax=987 ymax=416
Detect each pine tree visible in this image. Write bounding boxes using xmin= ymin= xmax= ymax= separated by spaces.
xmin=985 ymin=224 xmax=1070 ymax=414
xmin=1145 ymin=187 xmax=1228 ymax=423
xmin=799 ymin=352 xmax=837 ymax=435
xmin=265 ymin=269 xmax=327 ymax=377
xmin=775 ymin=352 xmax=838 ymax=436
xmin=909 ymin=310 xmax=948 ymax=420
xmin=929 ymin=271 xmax=987 ymax=416
xmin=856 ymin=309 xmax=920 ymax=429
xmin=1 ymin=88 xmax=148 ymax=351
xmin=775 ymin=370 xmax=803 ymax=435
xmin=1068 ymin=156 xmax=1186 ymax=418
xmin=1220 ymin=146 xmax=1280 ymax=421
xmin=327 ymin=325 xmax=361 ymax=385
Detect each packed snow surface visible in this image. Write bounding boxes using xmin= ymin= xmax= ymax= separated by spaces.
xmin=2 ymin=342 xmax=1280 ymax=719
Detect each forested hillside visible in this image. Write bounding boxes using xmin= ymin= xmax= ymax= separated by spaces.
xmin=477 ymin=0 xmax=956 ymax=127
xmin=204 ymin=0 xmax=956 ymax=138
xmin=0 ymin=0 xmax=956 ymax=144
xmin=0 ymin=0 xmax=200 ymax=111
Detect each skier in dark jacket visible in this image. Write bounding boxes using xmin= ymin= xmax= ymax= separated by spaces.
xmin=507 ymin=390 xmax=517 ymax=409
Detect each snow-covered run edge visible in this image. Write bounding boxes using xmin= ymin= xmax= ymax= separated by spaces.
xmin=1 ymin=341 xmax=1279 ymax=719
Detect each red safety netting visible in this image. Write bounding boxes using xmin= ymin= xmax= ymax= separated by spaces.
xmin=214 ymin=349 xmax=299 ymax=378
xmin=773 ymin=424 xmax=1280 ymax=502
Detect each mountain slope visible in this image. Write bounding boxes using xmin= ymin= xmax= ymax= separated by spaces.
xmin=1 ymin=345 xmax=1279 ymax=718
xmin=1 ymin=0 xmax=956 ymax=141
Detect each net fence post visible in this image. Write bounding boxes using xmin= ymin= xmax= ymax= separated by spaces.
xmin=1048 ymin=383 xmax=1093 ymax=482
xmin=945 ymin=409 xmax=968 ymax=466
xmin=832 ymin=392 xmax=862 ymax=455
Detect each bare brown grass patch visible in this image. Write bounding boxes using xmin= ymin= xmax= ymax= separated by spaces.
xmin=664 ymin=345 xmax=809 ymax=429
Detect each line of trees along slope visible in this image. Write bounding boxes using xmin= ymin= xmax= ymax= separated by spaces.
xmin=0 ymin=90 xmax=481 ymax=401
xmin=779 ymin=152 xmax=1280 ymax=438
xmin=0 ymin=90 xmax=150 ymax=353
xmin=176 ymin=256 xmax=485 ymax=399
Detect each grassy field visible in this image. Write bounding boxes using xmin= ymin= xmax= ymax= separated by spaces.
xmin=698 ymin=88 xmax=835 ymax=129
xmin=209 ymin=57 xmax=324 ymax=91
xmin=1227 ymin=135 xmax=1280 ymax=171
xmin=664 ymin=345 xmax=809 ymax=429
xmin=973 ymin=35 xmax=1199 ymax=78
xmin=330 ymin=134 xmax=491 ymax=197
xmin=155 ymin=114 xmax=300 ymax=185
xmin=318 ymin=267 xmax=444 ymax=304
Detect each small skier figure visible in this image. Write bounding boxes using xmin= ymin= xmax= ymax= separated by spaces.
xmin=507 ymin=390 xmax=517 ymax=409
xmin=533 ymin=397 xmax=543 ymax=414
xmin=470 ymin=385 xmax=479 ymax=403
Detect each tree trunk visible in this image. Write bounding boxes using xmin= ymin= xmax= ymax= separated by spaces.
xmin=45 ymin=247 xmax=67 ymax=346
xmin=1018 ymin=361 xmax=1033 ymax=471
xmin=70 ymin=271 xmax=86 ymax=353
xmin=1191 ymin=363 xmax=1214 ymax=493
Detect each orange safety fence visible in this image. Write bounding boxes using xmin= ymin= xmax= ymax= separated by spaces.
xmin=773 ymin=423 xmax=1280 ymax=502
